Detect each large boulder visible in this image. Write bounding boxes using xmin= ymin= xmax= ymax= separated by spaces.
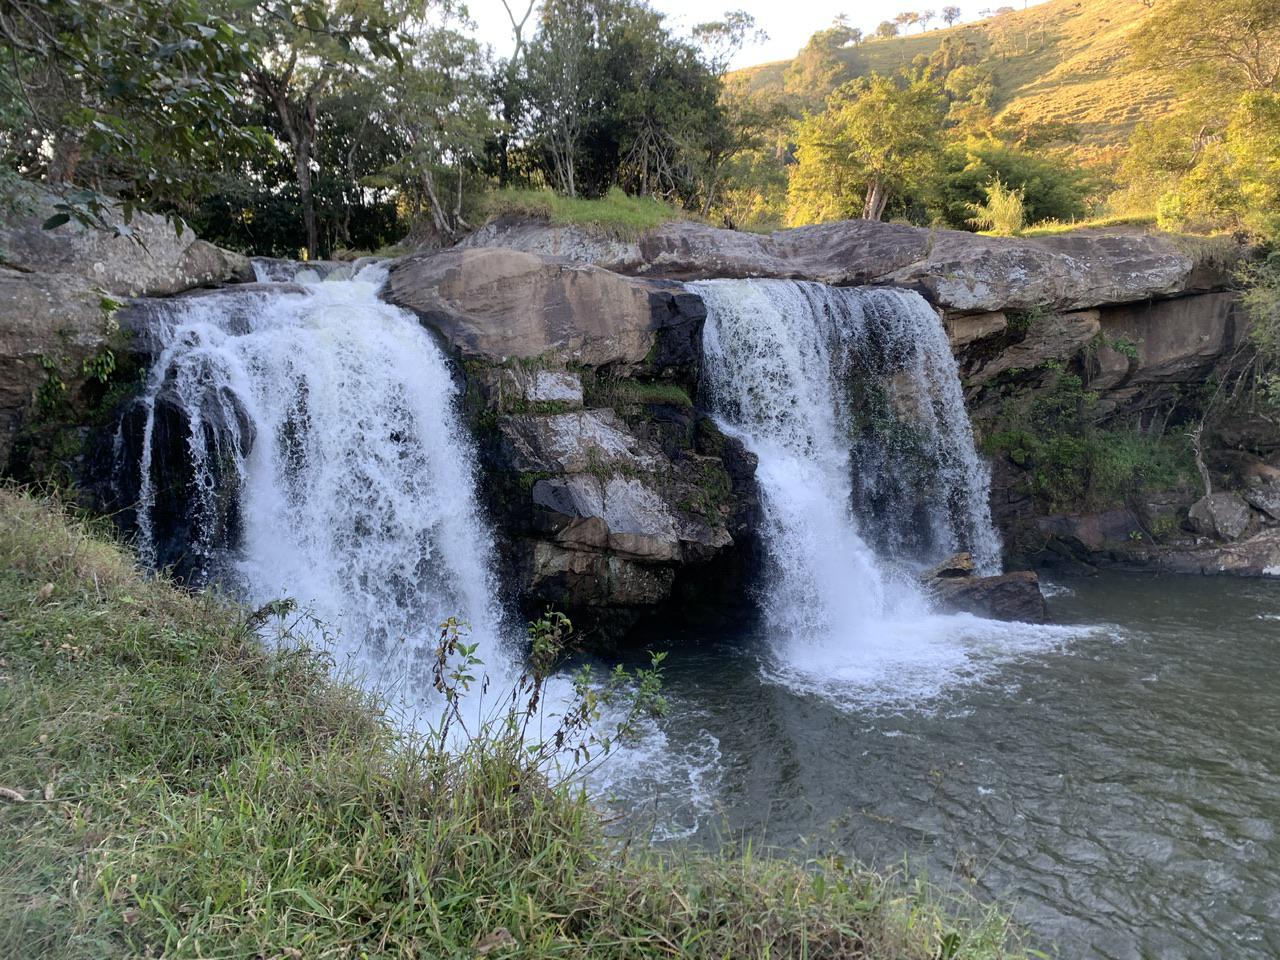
xmin=0 ymin=193 xmax=251 ymax=470
xmin=0 ymin=191 xmax=251 ymax=298
xmin=460 ymin=216 xmax=1241 ymax=314
xmin=383 ymin=247 xmax=703 ymax=372
xmin=933 ymin=570 xmax=1048 ymax=622
xmin=1242 ymin=481 xmax=1280 ymax=523
xmin=921 ymin=554 xmax=1048 ymax=622
xmin=1186 ymin=492 xmax=1256 ymax=541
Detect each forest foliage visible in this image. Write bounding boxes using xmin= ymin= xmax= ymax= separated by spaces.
xmin=0 ymin=0 xmax=1278 ymax=265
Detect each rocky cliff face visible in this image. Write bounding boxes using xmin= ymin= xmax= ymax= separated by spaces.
xmin=460 ymin=217 xmax=1277 ymax=581
xmin=384 ymin=248 xmax=760 ymax=639
xmin=0 ymin=194 xmax=250 ymax=475
xmin=5 ymin=209 xmax=1276 ymax=642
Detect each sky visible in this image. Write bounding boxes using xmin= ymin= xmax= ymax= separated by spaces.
xmin=463 ymin=0 xmax=1050 ymax=70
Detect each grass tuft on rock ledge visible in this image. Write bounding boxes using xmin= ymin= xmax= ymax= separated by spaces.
xmin=482 ymin=186 xmax=680 ymax=238
xmin=0 ymin=486 xmax=1029 ymax=959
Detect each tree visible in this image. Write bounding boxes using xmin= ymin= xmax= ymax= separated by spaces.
xmin=875 ymin=21 xmax=899 ymax=40
xmin=522 ymin=0 xmax=599 ymax=197
xmin=492 ymin=0 xmax=536 ymax=188
xmin=894 ymin=12 xmax=920 ymax=32
xmin=1131 ymin=0 xmax=1280 ymax=97
xmin=377 ymin=12 xmax=492 ymax=241
xmin=231 ymin=1 xmax=407 ymax=258
xmin=943 ymin=6 xmax=963 ymax=27
xmin=1122 ymin=0 xmax=1280 ymax=237
xmin=787 ymin=74 xmax=943 ymax=224
xmin=522 ymin=0 xmax=739 ymax=204
xmin=785 ymin=19 xmax=863 ymax=102
xmin=920 ymin=9 xmax=937 ymax=31
xmin=0 ymin=0 xmax=257 ymax=226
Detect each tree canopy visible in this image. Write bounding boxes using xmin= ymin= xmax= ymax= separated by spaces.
xmin=787 ymin=75 xmax=942 ymax=224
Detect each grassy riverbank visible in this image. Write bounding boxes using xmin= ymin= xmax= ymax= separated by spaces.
xmin=0 ymin=487 xmax=1029 ymax=959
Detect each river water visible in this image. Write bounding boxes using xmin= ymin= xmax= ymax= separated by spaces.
xmin=606 ymin=573 xmax=1280 ymax=959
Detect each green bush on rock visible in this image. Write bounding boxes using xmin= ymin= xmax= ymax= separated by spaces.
xmin=985 ymin=375 xmax=1198 ymax=512
xmin=0 ymin=487 xmax=1030 ymax=959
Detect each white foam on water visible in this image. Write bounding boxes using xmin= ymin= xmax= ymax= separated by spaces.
xmin=1039 ymin=581 xmax=1076 ymax=598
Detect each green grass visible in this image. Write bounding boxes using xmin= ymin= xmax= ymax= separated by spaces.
xmin=603 ymin=380 xmax=694 ymax=409
xmin=0 ymin=487 xmax=1031 ymax=959
xmin=1019 ymin=213 xmax=1159 ymax=237
xmin=482 ymin=186 xmax=681 ymax=238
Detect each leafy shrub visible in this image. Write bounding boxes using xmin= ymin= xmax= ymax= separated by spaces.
xmin=938 ymin=140 xmax=1095 ymax=231
xmin=985 ymin=375 xmax=1197 ymax=511
xmin=965 ymin=176 xmax=1026 ymax=235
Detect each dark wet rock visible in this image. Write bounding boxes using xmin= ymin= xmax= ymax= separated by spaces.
xmin=929 ymin=569 xmax=1049 ymax=622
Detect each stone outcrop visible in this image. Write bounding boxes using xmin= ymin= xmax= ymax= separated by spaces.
xmin=1158 ymin=529 xmax=1280 ymax=578
xmin=1186 ymin=492 xmax=1255 ymax=542
xmin=461 ymin=215 xmax=1242 ymax=314
xmin=921 ymin=553 xmax=1048 ymax=622
xmin=963 ymin=309 xmax=1102 ymax=387
xmin=384 ymin=247 xmax=702 ymax=370
xmin=0 ymin=193 xmax=250 ymax=470
xmin=384 ymin=245 xmax=757 ymax=637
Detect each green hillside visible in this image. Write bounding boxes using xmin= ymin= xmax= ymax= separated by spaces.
xmin=730 ymin=0 xmax=1177 ymax=160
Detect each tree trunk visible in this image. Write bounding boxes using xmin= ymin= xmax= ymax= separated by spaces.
xmin=421 ymin=170 xmax=452 ymax=239
xmin=863 ymin=179 xmax=888 ymax=221
xmin=47 ymin=131 xmax=82 ymax=184
xmin=295 ymin=141 xmax=319 ymax=258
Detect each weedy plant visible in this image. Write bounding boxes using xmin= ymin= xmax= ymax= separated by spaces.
xmin=428 ymin=610 xmax=667 ymax=782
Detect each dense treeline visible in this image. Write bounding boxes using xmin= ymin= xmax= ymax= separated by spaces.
xmin=0 ymin=0 xmax=765 ymax=257
xmin=1 ymin=0 xmax=1277 ymax=266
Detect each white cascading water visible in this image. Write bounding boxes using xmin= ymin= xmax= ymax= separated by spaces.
xmin=130 ymin=262 xmax=507 ymax=711
xmin=696 ymin=279 xmax=1066 ymax=708
xmin=123 ymin=262 xmax=713 ymax=814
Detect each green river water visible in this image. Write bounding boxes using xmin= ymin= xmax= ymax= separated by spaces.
xmin=607 ymin=574 xmax=1280 ymax=959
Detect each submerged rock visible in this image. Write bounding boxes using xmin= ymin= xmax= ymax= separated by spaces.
xmin=922 ymin=552 xmax=1048 ymax=622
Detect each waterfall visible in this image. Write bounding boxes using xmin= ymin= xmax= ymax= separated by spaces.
xmin=122 ymin=262 xmax=507 ymax=703
xmin=696 ymin=279 xmax=1050 ymax=708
